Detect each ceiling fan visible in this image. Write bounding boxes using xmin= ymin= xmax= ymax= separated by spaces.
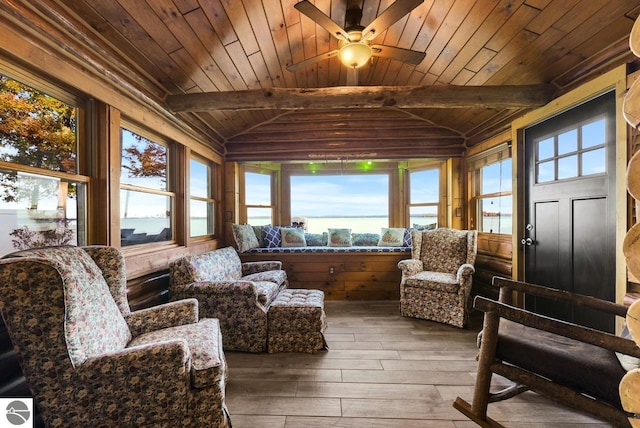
xmin=287 ymin=0 xmax=426 ymax=84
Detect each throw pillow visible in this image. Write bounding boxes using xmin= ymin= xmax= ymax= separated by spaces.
xmin=352 ymin=233 xmax=381 ymax=246
xmin=232 ymin=223 xmax=259 ymax=252
xmin=328 ymin=228 xmax=352 ymax=247
xmin=281 ymin=227 xmax=307 ymax=247
xmin=261 ymin=225 xmax=281 ymax=248
xmin=414 ymin=223 xmax=437 ymax=230
xmin=305 ymin=233 xmax=325 ymax=246
xmin=252 ymin=224 xmax=270 ymax=247
xmin=403 ymin=228 xmax=413 ymax=247
xmin=378 ymin=227 xmax=406 ymax=247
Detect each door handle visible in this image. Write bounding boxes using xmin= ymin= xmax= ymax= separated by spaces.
xmin=521 ymin=237 xmax=534 ymax=246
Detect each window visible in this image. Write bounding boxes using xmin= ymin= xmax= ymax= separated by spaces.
xmin=190 ymin=156 xmax=216 ymax=237
xmin=290 ymin=173 xmax=389 ymax=233
xmin=408 ymin=168 xmax=439 ymax=228
xmin=469 ymin=145 xmax=512 ymax=234
xmin=536 ymin=117 xmax=606 ymax=183
xmin=0 ymin=75 xmax=87 ymax=256
xmin=120 ymin=128 xmax=173 ymax=246
xmin=245 ymin=171 xmax=273 ymax=226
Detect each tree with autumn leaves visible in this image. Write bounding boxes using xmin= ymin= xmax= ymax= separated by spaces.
xmin=0 ymin=75 xmax=77 ymax=201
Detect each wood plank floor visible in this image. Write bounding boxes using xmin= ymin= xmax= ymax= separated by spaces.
xmin=225 ymin=301 xmax=613 ymax=427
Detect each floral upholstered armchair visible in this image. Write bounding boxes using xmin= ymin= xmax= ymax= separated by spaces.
xmin=398 ymin=227 xmax=478 ymax=328
xmin=0 ymin=246 xmax=230 ymax=428
xmin=169 ymin=246 xmax=288 ymax=352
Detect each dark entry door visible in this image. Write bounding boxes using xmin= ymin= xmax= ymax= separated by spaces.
xmin=523 ymin=91 xmax=616 ymax=332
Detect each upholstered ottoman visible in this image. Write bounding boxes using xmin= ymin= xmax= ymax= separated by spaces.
xmin=267 ymin=289 xmax=327 ymax=353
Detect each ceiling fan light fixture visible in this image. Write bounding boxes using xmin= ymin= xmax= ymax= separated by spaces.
xmin=338 ymin=42 xmax=372 ymax=68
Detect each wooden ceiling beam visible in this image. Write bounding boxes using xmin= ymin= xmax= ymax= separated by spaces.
xmin=224 ymin=146 xmax=464 ymax=161
xmin=166 ymin=84 xmax=557 ymax=112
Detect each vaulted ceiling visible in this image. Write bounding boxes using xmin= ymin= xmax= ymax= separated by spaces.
xmin=3 ymin=0 xmax=639 ymax=160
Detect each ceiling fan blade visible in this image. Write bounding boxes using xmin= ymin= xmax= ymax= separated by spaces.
xmin=287 ymin=50 xmax=340 ymax=72
xmin=371 ymin=45 xmax=425 ymax=65
xmin=345 ymin=68 xmax=359 ymax=86
xmin=295 ymin=1 xmax=349 ymax=41
xmin=362 ymin=0 xmax=424 ymax=41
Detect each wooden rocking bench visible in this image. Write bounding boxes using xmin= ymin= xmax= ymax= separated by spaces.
xmin=453 ymin=276 xmax=640 ymax=428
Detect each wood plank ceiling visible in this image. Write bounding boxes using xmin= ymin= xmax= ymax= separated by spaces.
xmin=4 ymin=0 xmax=639 ymax=161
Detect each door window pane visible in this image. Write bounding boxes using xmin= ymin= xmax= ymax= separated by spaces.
xmin=558 ymin=155 xmax=578 ymax=180
xmin=582 ymin=119 xmax=605 ymax=148
xmin=557 ymin=129 xmax=577 ymax=155
xmin=582 ymin=148 xmax=606 ymax=175
xmin=538 ymin=137 xmax=554 ymax=160
xmin=537 ymin=160 xmax=555 ymax=183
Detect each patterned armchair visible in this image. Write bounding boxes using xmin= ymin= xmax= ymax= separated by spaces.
xmin=0 ymin=246 xmax=230 ymax=428
xmin=169 ymin=246 xmax=288 ymax=352
xmin=398 ymin=227 xmax=478 ymax=328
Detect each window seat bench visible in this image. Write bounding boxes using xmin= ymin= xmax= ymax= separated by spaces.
xmin=239 ymin=246 xmax=411 ymax=300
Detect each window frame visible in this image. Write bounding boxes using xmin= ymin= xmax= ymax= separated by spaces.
xmin=118 ymin=123 xmax=176 ymax=248
xmin=241 ymin=165 xmax=277 ymax=226
xmin=468 ymin=143 xmax=513 ymax=235
xmin=405 ymin=162 xmax=444 ymax=228
xmin=0 ymin=72 xmax=90 ymax=256
xmin=188 ymin=153 xmax=217 ymax=239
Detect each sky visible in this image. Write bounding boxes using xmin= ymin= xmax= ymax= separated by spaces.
xmin=246 ymin=168 xmax=442 ymax=218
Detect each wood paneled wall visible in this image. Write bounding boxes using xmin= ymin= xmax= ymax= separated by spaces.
xmin=240 ymin=252 xmax=410 ymax=300
xmin=471 ymin=233 xmax=513 ymax=300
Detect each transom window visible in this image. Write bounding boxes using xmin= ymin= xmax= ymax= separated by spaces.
xmin=536 ymin=117 xmax=606 ymax=183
